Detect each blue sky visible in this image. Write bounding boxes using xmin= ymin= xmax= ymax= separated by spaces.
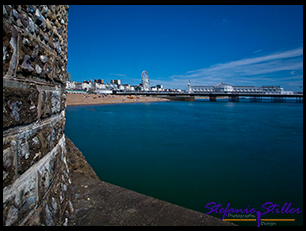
xmin=67 ymin=5 xmax=303 ymax=91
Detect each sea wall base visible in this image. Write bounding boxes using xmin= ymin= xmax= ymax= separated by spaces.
xmin=65 ymin=136 xmax=235 ymax=226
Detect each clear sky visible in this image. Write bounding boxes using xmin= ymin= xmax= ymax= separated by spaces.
xmin=67 ymin=5 xmax=303 ymax=92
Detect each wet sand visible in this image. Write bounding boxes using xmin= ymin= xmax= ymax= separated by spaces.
xmin=66 ymin=93 xmax=169 ymax=106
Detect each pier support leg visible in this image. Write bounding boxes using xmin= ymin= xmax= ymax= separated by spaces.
xmin=250 ymin=96 xmax=262 ymax=102
xmin=271 ymin=97 xmax=285 ymax=102
xmin=229 ymin=95 xmax=239 ymax=102
xmin=209 ymin=95 xmax=216 ymax=101
xmin=296 ymin=97 xmax=303 ymax=103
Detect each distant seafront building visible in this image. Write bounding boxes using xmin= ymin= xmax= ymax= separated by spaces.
xmin=95 ymin=79 xmax=104 ymax=84
xmin=66 ymin=71 xmax=169 ymax=93
xmin=66 ymin=73 xmax=119 ymax=93
xmin=111 ymin=79 xmax=121 ymax=85
xmin=188 ymin=82 xmax=294 ymax=94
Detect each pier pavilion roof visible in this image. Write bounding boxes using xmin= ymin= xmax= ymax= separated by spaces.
xmin=214 ymin=82 xmax=232 ymax=88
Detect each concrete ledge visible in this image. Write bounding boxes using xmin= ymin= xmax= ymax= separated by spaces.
xmin=66 ymin=136 xmax=236 ymax=226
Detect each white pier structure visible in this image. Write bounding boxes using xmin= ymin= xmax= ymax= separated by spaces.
xmin=189 ymin=82 xmax=293 ymax=95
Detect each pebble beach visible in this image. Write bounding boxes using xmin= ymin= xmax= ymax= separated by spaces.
xmin=66 ymin=93 xmax=170 ymax=106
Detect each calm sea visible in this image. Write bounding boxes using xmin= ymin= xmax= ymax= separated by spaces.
xmin=66 ymin=99 xmax=303 ymax=226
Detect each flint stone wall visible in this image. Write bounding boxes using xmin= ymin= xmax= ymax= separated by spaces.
xmin=3 ymin=5 xmax=72 ymax=226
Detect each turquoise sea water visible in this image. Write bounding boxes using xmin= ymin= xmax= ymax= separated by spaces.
xmin=66 ymin=99 xmax=303 ymax=226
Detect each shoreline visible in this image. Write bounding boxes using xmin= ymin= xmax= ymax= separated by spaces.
xmin=66 ymin=93 xmax=170 ymax=106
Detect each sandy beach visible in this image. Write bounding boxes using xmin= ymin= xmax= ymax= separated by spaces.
xmin=66 ymin=93 xmax=170 ymax=106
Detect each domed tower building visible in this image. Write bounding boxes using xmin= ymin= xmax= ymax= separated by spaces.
xmin=214 ymin=82 xmax=234 ymax=93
